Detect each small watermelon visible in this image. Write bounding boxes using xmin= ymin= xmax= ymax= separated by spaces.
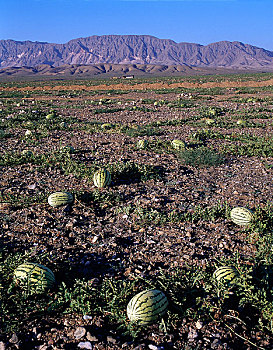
xmin=48 ymin=191 xmax=74 ymax=208
xmin=14 ymin=262 xmax=55 ymax=293
xmin=237 ymin=120 xmax=246 ymax=126
xmin=93 ymin=168 xmax=111 ymax=188
xmin=230 ymin=207 xmax=253 ymax=226
xmin=171 ymin=139 xmax=185 ymax=151
xmin=46 ymin=113 xmax=55 ymax=120
xmin=101 ymin=123 xmax=114 ymax=130
xmin=25 ymin=130 xmax=32 ymax=137
xmin=127 ymin=289 xmax=168 ymax=325
xmin=21 ymin=150 xmax=33 ymax=157
xmin=24 ymin=121 xmax=33 ymax=128
xmin=213 ymin=266 xmax=239 ymax=284
xmin=137 ymin=139 xmax=148 ymax=149
xmin=60 ymin=121 xmax=67 ymax=128
xmin=205 ymin=118 xmax=215 ymax=125
xmin=60 ymin=145 xmax=75 ymax=154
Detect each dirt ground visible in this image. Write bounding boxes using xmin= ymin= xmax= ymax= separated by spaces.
xmin=0 ymin=75 xmax=273 ymax=350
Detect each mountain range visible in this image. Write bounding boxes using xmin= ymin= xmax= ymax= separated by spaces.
xmin=0 ymin=35 xmax=273 ymax=78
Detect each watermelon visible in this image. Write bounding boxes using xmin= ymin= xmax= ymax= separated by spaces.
xmin=46 ymin=113 xmax=55 ymax=120
xmin=60 ymin=145 xmax=75 ymax=154
xmin=25 ymin=130 xmax=32 ymax=137
xmin=21 ymin=150 xmax=33 ymax=157
xmin=101 ymin=123 xmax=114 ymax=130
xmin=171 ymin=139 xmax=185 ymax=151
xmin=93 ymin=168 xmax=111 ymax=188
xmin=230 ymin=207 xmax=253 ymax=226
xmin=60 ymin=121 xmax=67 ymax=128
xmin=48 ymin=191 xmax=74 ymax=208
xmin=14 ymin=262 xmax=55 ymax=293
xmin=137 ymin=139 xmax=148 ymax=149
xmin=213 ymin=266 xmax=239 ymax=284
xmin=127 ymin=289 xmax=168 ymax=325
xmin=205 ymin=118 xmax=215 ymax=125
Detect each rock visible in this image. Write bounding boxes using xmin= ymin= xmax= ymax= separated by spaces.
xmin=133 ymin=345 xmax=146 ymax=350
xmin=36 ymin=344 xmax=48 ymax=350
xmin=74 ymin=327 xmax=87 ymax=339
xmin=86 ymin=333 xmax=98 ymax=342
xmin=122 ymin=342 xmax=133 ymax=348
xmin=9 ymin=333 xmax=18 ymax=344
xmin=188 ymin=328 xmax=198 ymax=341
xmin=148 ymin=345 xmax=164 ymax=350
xmin=107 ymin=336 xmax=117 ymax=344
xmin=211 ymin=338 xmax=221 ymax=349
xmin=83 ymin=315 xmax=92 ymax=320
xmin=195 ymin=320 xmax=203 ymax=329
xmin=78 ymin=342 xmax=92 ymax=350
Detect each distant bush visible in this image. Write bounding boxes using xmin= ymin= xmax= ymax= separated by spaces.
xmin=178 ymin=146 xmax=225 ymax=168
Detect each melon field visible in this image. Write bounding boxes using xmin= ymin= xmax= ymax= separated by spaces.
xmin=0 ymin=73 xmax=273 ymax=350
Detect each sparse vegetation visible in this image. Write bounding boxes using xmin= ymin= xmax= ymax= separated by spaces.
xmin=1 ymin=73 xmax=273 ymax=349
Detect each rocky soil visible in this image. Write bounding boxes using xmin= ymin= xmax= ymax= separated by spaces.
xmin=0 ymin=76 xmax=273 ymax=349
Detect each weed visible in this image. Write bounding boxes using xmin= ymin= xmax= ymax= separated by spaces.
xmin=178 ymin=146 xmax=225 ymax=168
xmin=120 ymin=126 xmax=163 ymax=137
xmin=109 ymin=161 xmax=164 ymax=183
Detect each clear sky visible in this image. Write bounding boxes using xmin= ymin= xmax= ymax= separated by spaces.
xmin=1 ymin=0 xmax=273 ymax=50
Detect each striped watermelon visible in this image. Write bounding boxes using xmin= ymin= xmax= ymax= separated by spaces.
xmin=237 ymin=120 xmax=246 ymax=126
xmin=21 ymin=150 xmax=33 ymax=157
xmin=101 ymin=123 xmax=114 ymax=130
xmin=127 ymin=289 xmax=168 ymax=325
xmin=46 ymin=113 xmax=55 ymax=120
xmin=213 ymin=266 xmax=239 ymax=284
xmin=48 ymin=191 xmax=74 ymax=208
xmin=60 ymin=145 xmax=75 ymax=154
xmin=171 ymin=139 xmax=185 ymax=151
xmin=205 ymin=118 xmax=215 ymax=125
xmin=14 ymin=262 xmax=55 ymax=293
xmin=137 ymin=139 xmax=148 ymax=149
xmin=230 ymin=207 xmax=253 ymax=226
xmin=93 ymin=168 xmax=111 ymax=188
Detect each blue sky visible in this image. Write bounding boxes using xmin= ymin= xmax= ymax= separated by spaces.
xmin=1 ymin=0 xmax=273 ymax=50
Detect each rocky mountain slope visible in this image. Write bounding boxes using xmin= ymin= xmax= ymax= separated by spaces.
xmin=0 ymin=63 xmax=240 ymax=80
xmin=1 ymin=35 xmax=273 ymax=70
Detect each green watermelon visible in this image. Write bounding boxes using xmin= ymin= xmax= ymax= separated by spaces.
xmin=14 ymin=262 xmax=55 ymax=293
xmin=213 ymin=266 xmax=239 ymax=284
xmin=48 ymin=192 xmax=74 ymax=208
xmin=171 ymin=139 xmax=185 ymax=151
xmin=127 ymin=289 xmax=168 ymax=325
xmin=93 ymin=168 xmax=111 ymax=188
xmin=230 ymin=207 xmax=253 ymax=226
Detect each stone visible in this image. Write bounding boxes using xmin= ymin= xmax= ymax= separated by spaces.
xmin=106 ymin=336 xmax=117 ymax=344
xmin=78 ymin=342 xmax=92 ymax=350
xmin=188 ymin=328 xmax=198 ymax=341
xmin=86 ymin=333 xmax=98 ymax=342
xmin=9 ymin=333 xmax=18 ymax=344
xmin=148 ymin=345 xmax=164 ymax=350
xmin=195 ymin=320 xmax=203 ymax=329
xmin=83 ymin=315 xmax=92 ymax=320
xmin=74 ymin=327 xmax=86 ymax=340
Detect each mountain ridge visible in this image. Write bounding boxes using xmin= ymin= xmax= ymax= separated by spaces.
xmin=1 ymin=35 xmax=273 ymax=70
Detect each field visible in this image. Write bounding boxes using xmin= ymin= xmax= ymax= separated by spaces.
xmin=0 ymin=73 xmax=273 ymax=350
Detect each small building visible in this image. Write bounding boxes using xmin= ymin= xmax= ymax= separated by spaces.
xmin=123 ymin=75 xmax=134 ymax=79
